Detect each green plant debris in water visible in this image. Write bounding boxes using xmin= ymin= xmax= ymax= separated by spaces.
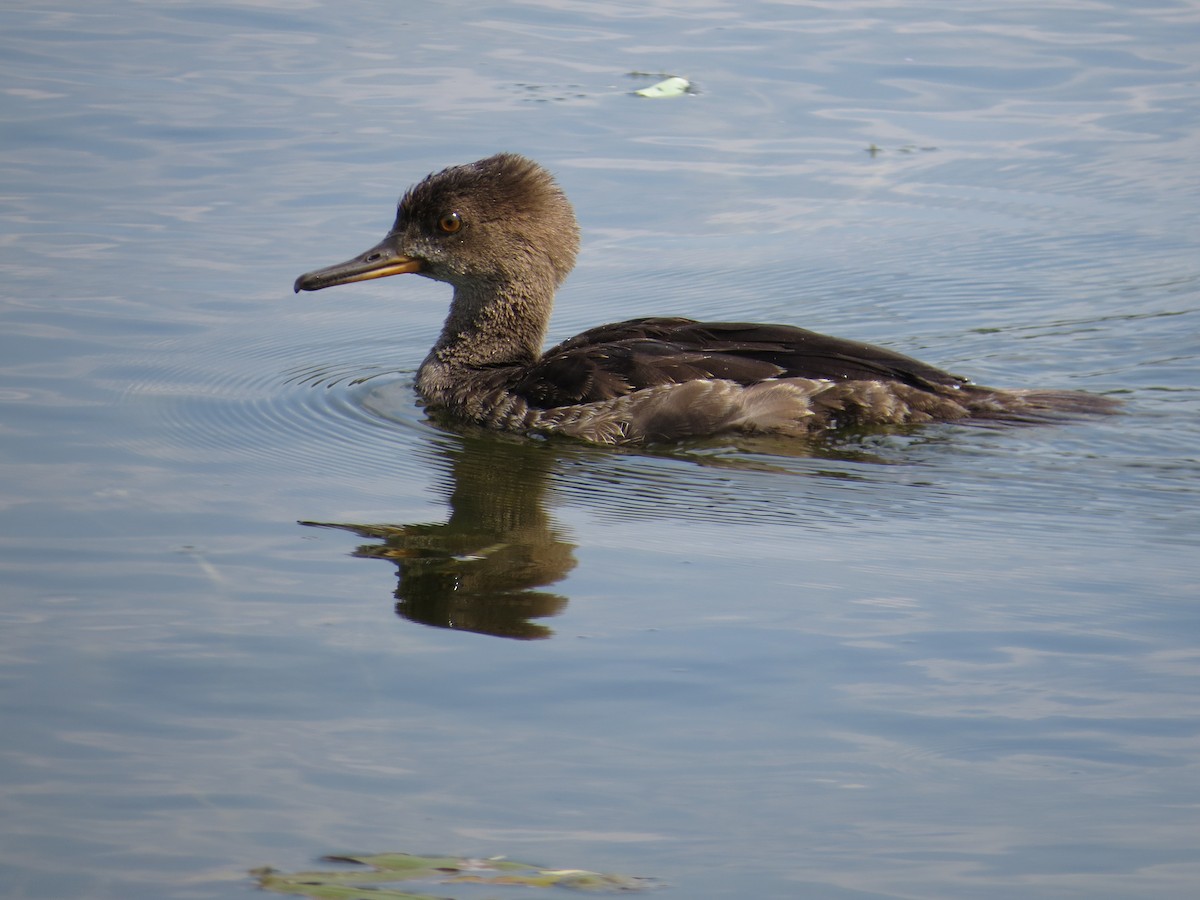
xmin=631 ymin=74 xmax=692 ymax=98
xmin=252 ymin=852 xmax=663 ymax=898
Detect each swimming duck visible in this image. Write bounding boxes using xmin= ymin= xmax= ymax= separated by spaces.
xmin=295 ymin=153 xmax=1114 ymax=444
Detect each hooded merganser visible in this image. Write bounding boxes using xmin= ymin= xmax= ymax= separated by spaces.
xmin=295 ymin=153 xmax=1115 ymax=444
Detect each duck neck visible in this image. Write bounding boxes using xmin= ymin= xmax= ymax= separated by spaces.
xmin=417 ymin=277 xmax=554 ymax=402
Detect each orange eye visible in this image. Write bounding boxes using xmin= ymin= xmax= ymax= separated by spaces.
xmin=438 ymin=212 xmax=462 ymax=234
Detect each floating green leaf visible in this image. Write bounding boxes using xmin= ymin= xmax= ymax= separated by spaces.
xmin=253 ymin=852 xmax=662 ymax=898
xmin=634 ymin=76 xmax=691 ymax=98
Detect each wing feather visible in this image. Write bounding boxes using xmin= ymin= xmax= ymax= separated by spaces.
xmin=511 ymin=317 xmax=966 ymax=409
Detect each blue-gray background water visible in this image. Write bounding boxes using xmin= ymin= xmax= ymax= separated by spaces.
xmin=2 ymin=2 xmax=1198 ymax=897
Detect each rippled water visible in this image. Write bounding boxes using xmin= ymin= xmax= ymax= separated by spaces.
xmin=2 ymin=1 xmax=1199 ymax=898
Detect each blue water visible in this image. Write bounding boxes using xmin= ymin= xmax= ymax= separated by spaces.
xmin=2 ymin=2 xmax=1199 ymax=898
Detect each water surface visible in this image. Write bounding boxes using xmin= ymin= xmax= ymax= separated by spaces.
xmin=2 ymin=1 xmax=1199 ymax=898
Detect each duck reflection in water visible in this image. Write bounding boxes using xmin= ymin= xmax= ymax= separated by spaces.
xmin=303 ymin=435 xmax=574 ymax=640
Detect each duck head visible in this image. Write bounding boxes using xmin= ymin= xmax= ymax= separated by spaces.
xmin=294 ymin=153 xmax=580 ymax=297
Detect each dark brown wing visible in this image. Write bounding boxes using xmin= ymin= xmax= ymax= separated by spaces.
xmin=511 ymin=317 xmax=967 ymax=409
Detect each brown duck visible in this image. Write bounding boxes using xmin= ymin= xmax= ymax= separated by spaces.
xmin=295 ymin=153 xmax=1115 ymax=444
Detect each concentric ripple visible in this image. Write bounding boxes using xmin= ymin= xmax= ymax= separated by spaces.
xmin=103 ymin=317 xmax=445 ymax=482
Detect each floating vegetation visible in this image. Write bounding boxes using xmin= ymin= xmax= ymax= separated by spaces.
xmin=630 ymin=73 xmax=693 ymax=98
xmin=865 ymin=143 xmax=939 ymax=157
xmin=252 ymin=852 xmax=663 ymax=898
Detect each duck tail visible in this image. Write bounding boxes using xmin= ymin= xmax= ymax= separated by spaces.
xmin=962 ymin=386 xmax=1122 ymax=422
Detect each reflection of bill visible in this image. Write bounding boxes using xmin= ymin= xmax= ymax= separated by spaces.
xmin=303 ymin=435 xmax=574 ymax=640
